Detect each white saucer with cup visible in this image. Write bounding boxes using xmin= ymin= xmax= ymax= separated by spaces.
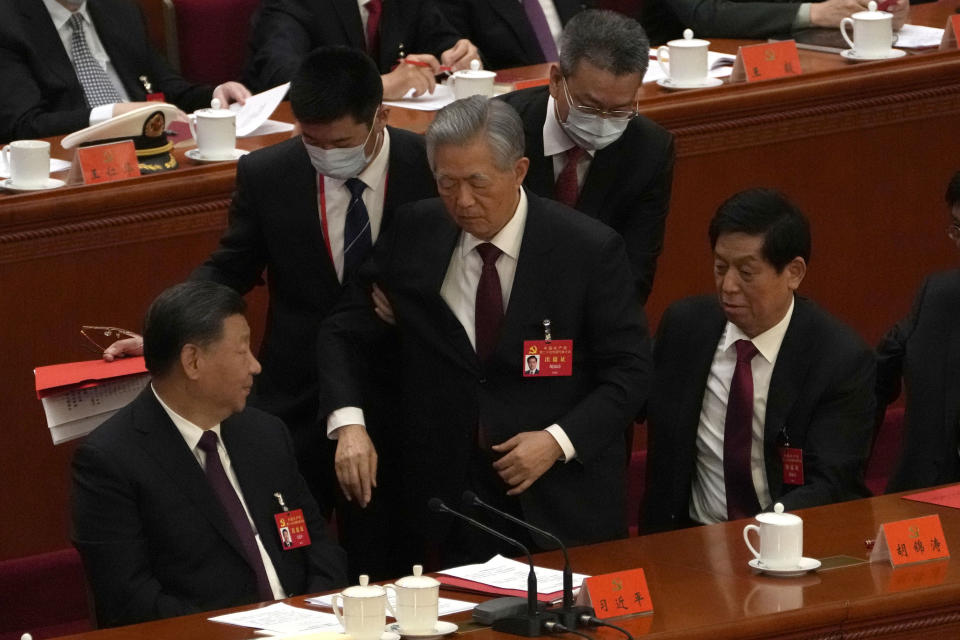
xmin=656 ymin=29 xmax=723 ymax=89
xmin=450 ymin=59 xmax=497 ymax=99
xmin=188 ymin=98 xmax=240 ymax=161
xmin=385 ymin=565 xmax=440 ymax=635
xmin=331 ymin=574 xmax=397 ymax=640
xmin=840 ymin=1 xmax=905 ymax=60
xmin=1 ymin=140 xmax=63 ymax=191
xmin=743 ymin=503 xmax=821 ymax=576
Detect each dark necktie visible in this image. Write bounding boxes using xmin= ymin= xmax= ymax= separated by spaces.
xmin=365 ymin=0 xmax=382 ymax=58
xmin=343 ymin=178 xmax=372 ymax=281
xmin=724 ymin=339 xmax=763 ymax=520
xmin=474 ymin=243 xmax=504 ymax=363
xmin=554 ymin=146 xmax=585 ymax=208
xmin=522 ymin=0 xmax=559 ymax=62
xmin=196 ymin=431 xmax=273 ymax=601
xmin=67 ymin=13 xmax=123 ymax=108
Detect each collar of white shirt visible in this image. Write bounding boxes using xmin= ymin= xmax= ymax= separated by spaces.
xmin=42 ymin=0 xmax=93 ymax=32
xmin=151 ymin=384 xmax=223 ymax=455
xmin=719 ymin=296 xmax=796 ymax=364
xmin=542 ymin=95 xmax=595 ymax=159
xmin=457 ymin=187 xmax=528 ymax=263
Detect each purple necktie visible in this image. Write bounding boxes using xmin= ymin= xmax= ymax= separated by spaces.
xmin=197 ymin=431 xmax=273 ymax=601
xmin=522 ymin=0 xmax=559 ymax=62
xmin=723 ymin=339 xmax=762 ymax=520
xmin=474 ymin=243 xmax=504 ymax=363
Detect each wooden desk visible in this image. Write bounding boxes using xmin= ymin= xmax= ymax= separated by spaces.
xmin=48 ymin=490 xmax=960 ymax=640
xmin=2 ymin=0 xmax=959 ymax=561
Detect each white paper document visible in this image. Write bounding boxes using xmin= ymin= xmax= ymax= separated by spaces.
xmin=209 ymin=602 xmax=343 ymax=634
xmin=232 ymin=83 xmax=291 ymax=137
xmin=895 ymin=24 xmax=944 ymax=49
xmin=643 ymin=49 xmax=736 ymax=84
xmin=40 ymin=374 xmax=150 ymax=444
xmin=383 ymin=84 xmax=456 ymax=111
xmin=305 ymin=593 xmax=476 ymax=617
xmin=439 ymin=555 xmax=588 ymax=595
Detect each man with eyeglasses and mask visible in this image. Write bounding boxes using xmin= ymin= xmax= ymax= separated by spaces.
xmin=105 ymin=45 xmax=436 ymax=580
xmin=876 ymin=171 xmax=960 ymax=493
xmin=500 ymin=10 xmax=674 ymax=305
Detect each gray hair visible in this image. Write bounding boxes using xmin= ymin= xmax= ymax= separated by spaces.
xmin=558 ymin=10 xmax=650 ymax=77
xmin=425 ymin=96 xmax=525 ymax=172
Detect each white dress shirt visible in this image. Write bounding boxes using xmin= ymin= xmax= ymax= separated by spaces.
xmin=318 ymin=128 xmax=391 ymax=283
xmin=689 ymin=297 xmax=795 ymax=525
xmin=152 ymin=385 xmax=287 ymax=600
xmin=543 ymin=96 xmax=593 ymax=191
xmin=42 ymin=0 xmax=130 ymax=125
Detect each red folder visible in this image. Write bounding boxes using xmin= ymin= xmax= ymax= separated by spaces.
xmin=34 ymin=357 xmax=148 ymax=398
xmin=902 ymin=484 xmax=960 ymax=510
xmin=437 ymin=575 xmax=563 ymax=603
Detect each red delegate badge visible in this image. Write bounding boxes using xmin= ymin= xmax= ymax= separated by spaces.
xmin=779 ymin=447 xmax=804 ymax=485
xmin=523 ymin=340 xmax=573 ymax=377
xmin=275 ymin=509 xmax=311 ymax=550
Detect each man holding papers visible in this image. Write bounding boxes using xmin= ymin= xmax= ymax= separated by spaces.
xmin=72 ymin=281 xmax=346 ymax=627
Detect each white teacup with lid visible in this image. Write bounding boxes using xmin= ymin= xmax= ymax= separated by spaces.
xmin=385 ymin=564 xmax=440 ymax=634
xmin=189 ymin=98 xmax=237 ymax=160
xmin=2 ymin=140 xmax=51 ymax=188
xmin=841 ymin=1 xmax=899 ymax=58
xmin=332 ymin=574 xmax=396 ymax=640
xmin=450 ymin=59 xmax=497 ymax=99
xmin=743 ymin=503 xmax=803 ymax=570
xmin=657 ymin=29 xmax=710 ymax=84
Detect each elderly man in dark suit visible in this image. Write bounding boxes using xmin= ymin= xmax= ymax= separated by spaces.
xmin=72 ymin=281 xmax=347 ymax=628
xmin=643 ymin=189 xmax=874 ymax=534
xmin=0 ymin=0 xmax=249 ymax=142
xmin=245 ymin=0 xmax=479 ymax=98
xmin=877 ymin=172 xmax=960 ymax=493
xmin=438 ymin=0 xmax=591 ymax=70
xmin=500 ymin=10 xmax=674 ymax=305
xmin=317 ymin=96 xmax=651 ymax=566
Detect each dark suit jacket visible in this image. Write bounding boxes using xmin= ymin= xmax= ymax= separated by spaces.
xmin=642 ymin=0 xmax=804 ymax=45
xmin=438 ymin=0 xmax=590 ymax=70
xmin=643 ymin=295 xmax=874 ymax=533
xmin=190 ymin=127 xmax=436 ymax=433
xmin=877 ymin=270 xmax=960 ymax=492
xmin=71 ymin=388 xmax=347 ymax=628
xmin=0 ymin=0 xmax=212 ymax=142
xmin=317 ymin=190 xmax=652 ymax=548
xmin=500 ymin=86 xmax=674 ymax=305
xmin=245 ymin=0 xmax=462 ymax=91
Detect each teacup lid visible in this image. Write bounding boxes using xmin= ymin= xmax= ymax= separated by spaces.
xmin=668 ymin=28 xmax=710 ymax=47
xmin=342 ymin=574 xmax=386 ymax=598
xmin=395 ymin=565 xmax=440 ymax=589
xmin=196 ymin=98 xmax=235 ymax=118
xmin=853 ymin=1 xmax=891 ymax=19
xmin=454 ymin=59 xmax=496 ymax=79
xmin=756 ymin=502 xmax=802 ymax=525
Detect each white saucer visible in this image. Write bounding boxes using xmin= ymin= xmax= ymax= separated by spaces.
xmin=657 ymin=76 xmax=724 ymax=90
xmin=185 ymin=148 xmax=248 ymax=163
xmin=749 ymin=557 xmax=821 ymax=577
xmin=385 ymin=621 xmax=458 ymax=639
xmin=2 ymin=177 xmax=66 ymax=192
xmin=840 ymin=48 xmax=907 ymax=61
xmin=381 ymin=632 xmax=402 ymax=640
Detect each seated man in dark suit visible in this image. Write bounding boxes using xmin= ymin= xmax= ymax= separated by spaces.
xmin=317 ymin=96 xmax=651 ymax=566
xmin=72 ymin=281 xmax=347 ymax=628
xmin=641 ymin=0 xmax=908 ymax=45
xmin=501 ymin=10 xmax=674 ymax=305
xmin=0 ymin=0 xmax=250 ymax=142
xmin=438 ymin=0 xmax=591 ymax=70
xmin=644 ymin=189 xmax=874 ymax=533
xmin=245 ymin=0 xmax=479 ymax=98
xmin=877 ymin=171 xmax=960 ymax=493
xmin=104 ymin=46 xmax=437 ymax=581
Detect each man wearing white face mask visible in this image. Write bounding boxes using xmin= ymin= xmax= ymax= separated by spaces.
xmin=501 ymin=10 xmax=675 ymax=305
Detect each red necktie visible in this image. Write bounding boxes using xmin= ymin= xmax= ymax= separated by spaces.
xmin=554 ymin=146 xmax=585 ymax=208
xmin=723 ymin=339 xmax=763 ymax=520
xmin=474 ymin=243 xmax=503 ymax=363
xmin=365 ymin=0 xmax=382 ymax=58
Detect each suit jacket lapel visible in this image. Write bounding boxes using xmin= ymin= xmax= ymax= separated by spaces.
xmin=522 ymin=93 xmax=557 ymax=198
xmin=288 ymin=142 xmax=341 ymax=291
xmin=17 ymin=0 xmax=77 ymax=89
xmin=577 ymin=143 xmax=620 ymax=219
xmin=764 ymin=298 xmax=810 ymax=446
xmin=331 ymin=0 xmax=365 ymax=49
xmin=680 ymin=305 xmax=727 ymax=455
xmin=87 ymin=0 xmax=141 ymax=98
xmin=132 ymin=390 xmax=251 ymax=563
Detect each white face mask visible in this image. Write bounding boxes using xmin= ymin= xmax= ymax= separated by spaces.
xmin=556 ymin=77 xmax=631 ymax=152
xmin=302 ymin=112 xmax=379 ymax=180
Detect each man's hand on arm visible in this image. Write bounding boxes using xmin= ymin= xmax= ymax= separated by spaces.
xmin=440 ymin=39 xmax=481 ymax=71
xmin=103 ymin=336 xmax=144 ymax=362
xmin=371 ymin=283 xmax=396 ymax=326
xmin=381 ymin=55 xmax=439 ymax=100
xmin=334 ymin=424 xmax=378 ymax=507
xmin=491 ymin=431 xmax=563 ymax=496
xmin=809 ymin=0 xmax=870 ymax=27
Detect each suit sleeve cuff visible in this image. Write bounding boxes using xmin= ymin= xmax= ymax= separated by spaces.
xmin=545 ymin=425 xmax=576 ymax=462
xmin=793 ymin=3 xmax=812 ymax=29
xmin=89 ymin=104 xmax=116 ymax=126
xmin=327 ymin=407 xmax=366 ymax=438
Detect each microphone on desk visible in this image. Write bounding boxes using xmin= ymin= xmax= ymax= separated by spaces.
xmin=461 ymin=491 xmax=594 ymax=629
xmin=428 ymin=497 xmax=556 ymax=636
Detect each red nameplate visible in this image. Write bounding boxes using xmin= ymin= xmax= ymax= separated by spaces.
xmin=523 ymin=340 xmax=573 ymax=377
xmin=869 ymin=514 xmax=949 ymax=567
xmin=941 ymin=15 xmax=960 ymax=50
xmin=730 ymin=41 xmax=802 ymax=83
xmin=76 ymin=141 xmax=141 ymax=185
xmin=274 ymin=509 xmax=311 ymax=550
xmin=779 ymin=446 xmax=804 ymax=485
xmin=576 ymin=568 xmax=652 ymax=619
